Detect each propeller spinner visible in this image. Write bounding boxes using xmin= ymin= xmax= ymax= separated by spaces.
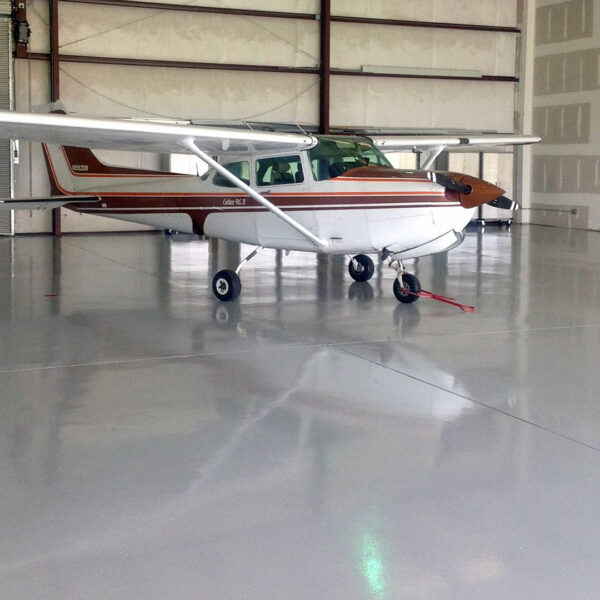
xmin=429 ymin=171 xmax=508 ymax=209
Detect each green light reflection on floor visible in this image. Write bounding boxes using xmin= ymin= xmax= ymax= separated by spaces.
xmin=361 ymin=532 xmax=387 ymax=598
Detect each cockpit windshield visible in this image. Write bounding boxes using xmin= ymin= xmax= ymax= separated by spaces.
xmin=308 ymin=136 xmax=392 ymax=181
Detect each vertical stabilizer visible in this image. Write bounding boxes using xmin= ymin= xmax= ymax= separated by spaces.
xmin=42 ymin=142 xmax=180 ymax=195
xmin=42 ymin=144 xmax=78 ymax=195
xmin=36 ymin=102 xmax=177 ymax=195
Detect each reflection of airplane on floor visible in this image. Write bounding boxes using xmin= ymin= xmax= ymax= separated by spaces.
xmin=0 ymin=104 xmax=539 ymax=303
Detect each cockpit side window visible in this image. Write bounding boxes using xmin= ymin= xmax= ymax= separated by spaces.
xmin=212 ymin=161 xmax=250 ymax=187
xmin=256 ymin=155 xmax=304 ymax=186
xmin=308 ymin=137 xmax=392 ymax=181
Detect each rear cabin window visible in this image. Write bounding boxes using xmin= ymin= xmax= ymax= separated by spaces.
xmin=308 ymin=136 xmax=392 ymax=181
xmin=212 ymin=161 xmax=250 ymax=187
xmin=256 ymin=155 xmax=304 ymax=186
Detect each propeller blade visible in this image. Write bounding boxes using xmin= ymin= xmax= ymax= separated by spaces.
xmin=488 ymin=195 xmax=519 ymax=211
xmin=428 ymin=172 xmax=472 ymax=195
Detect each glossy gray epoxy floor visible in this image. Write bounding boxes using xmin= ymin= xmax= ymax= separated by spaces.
xmin=1 ymin=225 xmax=600 ymax=599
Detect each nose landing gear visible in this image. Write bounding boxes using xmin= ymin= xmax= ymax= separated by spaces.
xmin=389 ymin=259 xmax=421 ymax=304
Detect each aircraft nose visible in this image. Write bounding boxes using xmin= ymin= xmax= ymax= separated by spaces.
xmin=447 ymin=172 xmax=505 ymax=208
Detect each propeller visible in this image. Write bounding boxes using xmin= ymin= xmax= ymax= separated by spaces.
xmin=427 ymin=172 xmax=472 ymax=195
xmin=488 ymin=195 xmax=519 ymax=211
xmin=428 ymin=171 xmax=506 ymax=209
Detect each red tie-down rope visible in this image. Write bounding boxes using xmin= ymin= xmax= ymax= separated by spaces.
xmin=406 ymin=289 xmax=475 ymax=312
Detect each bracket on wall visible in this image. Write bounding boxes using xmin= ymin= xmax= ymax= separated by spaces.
xmin=12 ymin=0 xmax=29 ymax=57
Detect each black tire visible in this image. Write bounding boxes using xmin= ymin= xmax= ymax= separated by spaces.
xmin=212 ymin=269 xmax=242 ymax=302
xmin=393 ymin=273 xmax=421 ymax=304
xmin=348 ymin=254 xmax=375 ymax=282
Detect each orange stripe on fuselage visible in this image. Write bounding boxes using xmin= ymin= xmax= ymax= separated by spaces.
xmin=334 ymin=177 xmax=427 ymax=183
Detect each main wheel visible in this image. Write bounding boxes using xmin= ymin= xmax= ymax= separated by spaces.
xmin=348 ymin=254 xmax=375 ymax=282
xmin=212 ymin=269 xmax=242 ymax=302
xmin=393 ymin=273 xmax=421 ymax=304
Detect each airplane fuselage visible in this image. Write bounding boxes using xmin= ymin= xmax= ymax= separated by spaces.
xmin=43 ymin=138 xmax=495 ymax=260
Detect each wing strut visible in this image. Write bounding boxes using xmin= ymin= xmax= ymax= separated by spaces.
xmin=420 ymin=145 xmax=445 ymax=170
xmin=181 ymin=138 xmax=329 ymax=249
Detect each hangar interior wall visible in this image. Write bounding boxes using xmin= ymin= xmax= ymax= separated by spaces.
xmin=0 ymin=17 xmax=11 ymax=235
xmin=13 ymin=0 xmax=521 ymax=233
xmin=531 ymin=0 xmax=600 ymax=230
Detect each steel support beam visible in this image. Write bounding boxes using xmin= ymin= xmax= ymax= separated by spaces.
xmin=332 ymin=70 xmax=518 ymax=83
xmin=26 ymin=53 xmax=517 ymax=84
xmin=331 ymin=15 xmax=520 ymax=34
xmin=38 ymin=54 xmax=318 ymax=75
xmin=49 ymin=0 xmax=61 ymax=235
xmin=319 ymin=0 xmax=331 ymax=134
xmin=58 ymin=0 xmax=520 ymax=34
xmin=61 ymin=0 xmax=317 ymax=21
xmin=49 ymin=0 xmax=60 ymax=101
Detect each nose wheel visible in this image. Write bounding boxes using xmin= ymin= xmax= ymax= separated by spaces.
xmin=393 ymin=273 xmax=421 ymax=303
xmin=388 ymin=258 xmax=421 ymax=304
xmin=348 ymin=254 xmax=375 ymax=282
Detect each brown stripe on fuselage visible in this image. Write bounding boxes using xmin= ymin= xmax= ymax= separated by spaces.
xmin=60 ymin=146 xmax=185 ymax=177
xmin=66 ymin=192 xmax=461 ymax=235
xmin=335 ymin=166 xmax=430 ymax=180
xmin=66 ymin=193 xmax=453 ymax=210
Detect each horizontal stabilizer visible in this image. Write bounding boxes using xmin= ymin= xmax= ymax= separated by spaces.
xmin=0 ymin=195 xmax=100 ymax=210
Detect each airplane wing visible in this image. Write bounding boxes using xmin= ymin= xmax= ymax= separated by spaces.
xmin=370 ymin=133 xmax=541 ymax=152
xmin=0 ymin=109 xmax=328 ymax=248
xmin=371 ymin=133 xmax=541 ymax=170
xmin=0 ymin=195 xmax=100 ymax=210
xmin=0 ymin=110 xmax=317 ymax=155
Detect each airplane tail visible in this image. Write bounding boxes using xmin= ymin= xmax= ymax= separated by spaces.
xmin=41 ymin=143 xmax=174 ymax=195
xmin=35 ymin=102 xmax=175 ymax=195
xmin=42 ymin=144 xmax=102 ymax=195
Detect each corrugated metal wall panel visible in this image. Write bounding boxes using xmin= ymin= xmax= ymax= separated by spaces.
xmin=0 ymin=17 xmax=11 ymax=235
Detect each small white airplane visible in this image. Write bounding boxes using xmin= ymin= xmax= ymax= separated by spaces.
xmin=0 ymin=104 xmax=540 ymax=304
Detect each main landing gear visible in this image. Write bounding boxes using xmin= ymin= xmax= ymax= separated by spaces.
xmin=212 ymin=246 xmax=263 ymax=302
xmin=212 ymin=269 xmax=242 ymax=302
xmin=348 ymin=254 xmax=375 ymax=282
